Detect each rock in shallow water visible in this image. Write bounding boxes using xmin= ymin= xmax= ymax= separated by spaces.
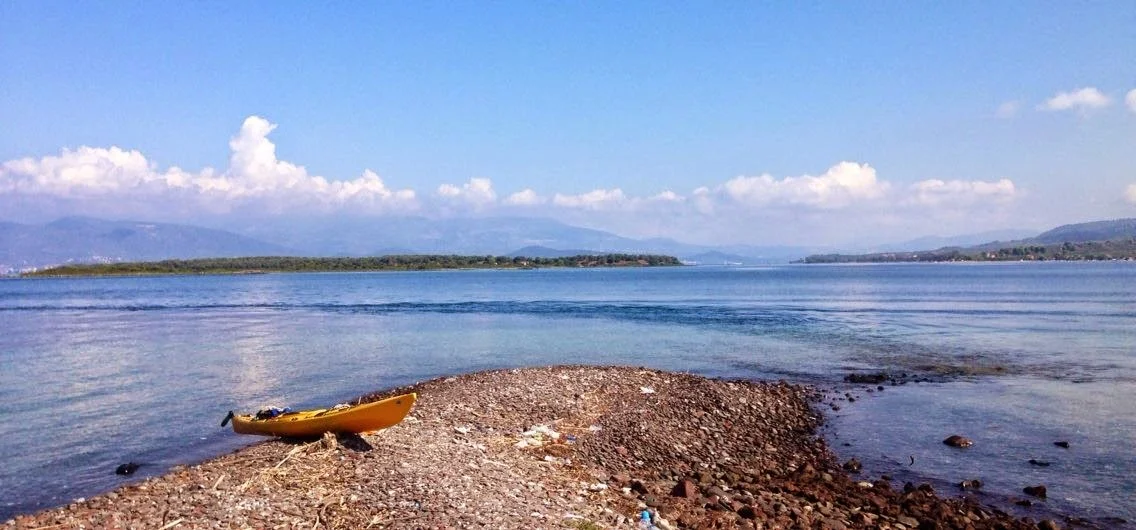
xmin=1023 ymin=485 xmax=1047 ymax=498
xmin=943 ymin=435 xmax=973 ymax=448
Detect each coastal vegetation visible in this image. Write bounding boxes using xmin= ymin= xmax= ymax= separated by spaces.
xmin=23 ymin=253 xmax=683 ymax=277
xmin=800 ymin=238 xmax=1136 ymax=263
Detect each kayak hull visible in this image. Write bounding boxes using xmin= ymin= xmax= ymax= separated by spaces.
xmin=231 ymin=393 xmax=416 ymax=437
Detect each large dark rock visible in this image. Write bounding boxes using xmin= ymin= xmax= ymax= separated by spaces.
xmin=942 ymin=435 xmax=973 ymax=448
xmin=845 ymin=372 xmax=889 ymax=384
xmin=671 ymin=479 xmax=698 ymax=498
xmin=958 ymin=479 xmax=983 ymax=490
xmin=114 ymin=462 xmax=141 ymax=475
xmin=1023 ymin=485 xmax=1047 ymax=498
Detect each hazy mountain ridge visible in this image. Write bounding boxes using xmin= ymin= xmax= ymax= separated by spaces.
xmin=1 ymin=216 xmax=822 ymax=273
xmin=0 ymin=217 xmax=296 ymax=272
xmin=802 ymin=218 xmax=1136 ymax=263
xmin=873 ymin=229 xmax=1037 ymax=253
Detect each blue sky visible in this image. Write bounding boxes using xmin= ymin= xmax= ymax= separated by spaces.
xmin=2 ymin=2 xmax=1134 ymax=246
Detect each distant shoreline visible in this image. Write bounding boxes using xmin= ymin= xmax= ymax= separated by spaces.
xmin=21 ymin=254 xmax=683 ymax=278
xmin=799 ymin=238 xmax=1136 ymax=264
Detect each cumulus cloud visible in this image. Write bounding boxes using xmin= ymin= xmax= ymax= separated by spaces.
xmin=719 ymin=162 xmax=888 ymax=209
xmin=1039 ymin=87 xmax=1111 ymax=112
xmin=996 ymin=101 xmax=1021 ymax=118
xmin=1126 ymin=89 xmax=1136 ymax=114
xmin=0 ymin=117 xmax=1027 ymax=245
xmin=1125 ymin=184 xmax=1136 ymax=205
xmin=907 ymin=178 xmax=1017 ymax=207
xmin=436 ymin=177 xmax=496 ymax=208
xmin=0 ymin=116 xmax=417 ymax=215
xmin=552 ymin=188 xmax=627 ymax=210
xmin=503 ymin=188 xmax=545 ymax=206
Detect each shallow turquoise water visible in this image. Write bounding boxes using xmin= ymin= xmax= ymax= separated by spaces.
xmin=1 ymin=263 xmax=1133 ymax=521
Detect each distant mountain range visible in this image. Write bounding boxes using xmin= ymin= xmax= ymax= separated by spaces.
xmin=8 ymin=215 xmax=1132 ymax=273
xmin=802 ymin=218 xmax=1136 ymax=263
xmin=0 ymin=216 xmax=816 ymax=272
xmin=0 ymin=217 xmax=296 ymax=272
xmin=874 ymin=229 xmax=1037 ymax=253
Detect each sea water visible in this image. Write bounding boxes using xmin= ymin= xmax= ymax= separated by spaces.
xmin=0 ymin=263 xmax=1133 ymax=522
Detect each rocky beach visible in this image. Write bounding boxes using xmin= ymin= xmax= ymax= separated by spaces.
xmin=6 ymin=367 xmax=1079 ymax=529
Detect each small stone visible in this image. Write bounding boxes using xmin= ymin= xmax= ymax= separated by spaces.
xmin=630 ymin=480 xmax=649 ymax=494
xmin=943 ymin=435 xmax=973 ymax=448
xmin=737 ymin=504 xmax=758 ymax=519
xmin=842 ymin=458 xmax=861 ymax=472
xmin=1038 ymin=520 xmax=1060 ymax=530
xmin=1054 ymin=441 xmax=1070 ymax=448
xmin=115 ymin=462 xmax=141 ymax=476
xmin=897 ymin=515 xmax=920 ymax=527
xmin=1023 ymin=485 xmax=1047 ymax=498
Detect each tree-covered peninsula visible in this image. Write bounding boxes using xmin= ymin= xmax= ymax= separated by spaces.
xmin=801 ymin=239 xmax=1136 ymax=263
xmin=23 ymin=254 xmax=683 ymax=277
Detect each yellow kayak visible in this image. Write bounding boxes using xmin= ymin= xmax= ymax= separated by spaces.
xmin=224 ymin=393 xmax=416 ymax=437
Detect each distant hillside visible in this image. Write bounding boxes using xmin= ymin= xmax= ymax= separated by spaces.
xmin=876 ymin=229 xmax=1037 ymax=253
xmin=1032 ymin=218 xmax=1136 ymax=244
xmin=801 ymin=218 xmax=1136 ymax=263
xmin=0 ymin=217 xmax=295 ymax=272
xmin=507 ymin=246 xmax=599 ymax=258
xmin=682 ymin=251 xmax=753 ymax=265
xmin=232 ymin=216 xmax=818 ymax=264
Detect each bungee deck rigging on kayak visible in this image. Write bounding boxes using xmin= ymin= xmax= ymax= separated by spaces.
xmin=222 ymin=392 xmax=417 ymax=437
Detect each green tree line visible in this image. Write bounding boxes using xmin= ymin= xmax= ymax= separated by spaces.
xmin=801 ymin=238 xmax=1136 ymax=263
xmin=25 ymin=254 xmax=683 ymax=277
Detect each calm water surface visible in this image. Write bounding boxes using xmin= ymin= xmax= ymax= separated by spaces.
xmin=1 ymin=264 xmax=1133 ymax=522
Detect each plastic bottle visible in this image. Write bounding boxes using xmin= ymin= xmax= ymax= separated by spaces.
xmin=637 ymin=510 xmax=656 ymax=529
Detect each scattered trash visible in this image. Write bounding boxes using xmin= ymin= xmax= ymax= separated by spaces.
xmin=565 ymin=434 xmax=577 ymax=444
xmin=640 ymin=386 xmax=656 ymax=394
xmin=454 ymin=426 xmax=471 ymax=434
xmin=515 ymin=424 xmax=561 ymax=448
xmin=588 ymin=482 xmax=608 ymax=491
xmin=588 ymin=425 xmax=602 ymax=433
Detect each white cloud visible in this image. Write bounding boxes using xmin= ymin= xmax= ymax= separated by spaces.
xmin=720 ymin=162 xmax=888 ymax=209
xmin=503 ymin=188 xmax=545 ymax=206
xmin=1125 ymin=184 xmax=1136 ymax=205
xmin=1039 ymin=87 xmax=1111 ymax=112
xmin=0 ymin=116 xmax=417 ymax=214
xmin=0 ymin=117 xmax=1030 ymax=246
xmin=907 ymin=178 xmax=1017 ymax=207
xmin=996 ymin=100 xmax=1021 ymax=118
xmin=436 ymin=177 xmax=496 ymax=208
xmin=1126 ymin=89 xmax=1136 ymax=114
xmin=649 ymin=190 xmax=684 ymax=202
xmin=552 ymin=188 xmax=627 ymax=210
